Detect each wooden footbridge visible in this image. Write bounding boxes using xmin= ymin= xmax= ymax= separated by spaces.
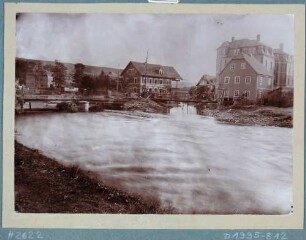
xmin=18 ymin=94 xmax=207 ymax=104
xmin=16 ymin=94 xmax=217 ymax=112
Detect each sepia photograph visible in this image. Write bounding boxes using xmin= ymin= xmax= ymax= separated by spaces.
xmin=13 ymin=12 xmax=295 ymax=216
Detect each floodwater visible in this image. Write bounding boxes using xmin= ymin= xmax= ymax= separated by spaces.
xmin=15 ymin=104 xmax=292 ymax=214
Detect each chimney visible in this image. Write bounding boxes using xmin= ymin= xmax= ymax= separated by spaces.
xmin=231 ymin=37 xmax=235 ymax=42
xmin=256 ymin=34 xmax=261 ymax=42
xmin=279 ymin=43 xmax=284 ymax=50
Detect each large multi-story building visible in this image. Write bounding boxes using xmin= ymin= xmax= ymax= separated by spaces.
xmin=216 ymin=35 xmax=275 ymax=76
xmin=218 ymin=53 xmax=273 ymax=101
xmin=216 ymin=35 xmax=294 ymax=101
xmin=120 ymin=61 xmax=182 ymax=96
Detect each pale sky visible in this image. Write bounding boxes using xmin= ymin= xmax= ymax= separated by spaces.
xmin=16 ymin=13 xmax=294 ymax=86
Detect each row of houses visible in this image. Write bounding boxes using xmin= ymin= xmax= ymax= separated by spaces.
xmin=16 ymin=58 xmax=183 ymax=97
xmin=17 ymin=34 xmax=294 ymax=102
xmin=16 ymin=58 xmax=124 ymax=93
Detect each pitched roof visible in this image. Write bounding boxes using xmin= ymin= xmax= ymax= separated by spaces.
xmin=84 ymin=65 xmax=122 ymax=78
xmin=219 ymin=39 xmax=266 ymax=49
xmin=123 ymin=61 xmax=183 ymax=80
xmin=223 ymin=53 xmax=273 ymax=76
xmin=228 ymin=39 xmax=264 ymax=48
xmin=196 ymin=74 xmax=216 ymax=86
xmin=100 ymin=67 xmax=122 ymax=78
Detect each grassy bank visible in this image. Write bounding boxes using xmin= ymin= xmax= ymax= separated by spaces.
xmin=15 ymin=141 xmax=170 ymax=213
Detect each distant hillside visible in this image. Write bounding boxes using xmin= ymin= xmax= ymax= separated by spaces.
xmin=15 ymin=57 xmax=120 ymax=77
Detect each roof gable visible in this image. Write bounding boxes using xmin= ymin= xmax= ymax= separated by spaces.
xmin=219 ymin=39 xmax=272 ymax=50
xmin=242 ymin=54 xmax=273 ymax=76
xmin=197 ymin=74 xmax=216 ymax=86
xmin=122 ymin=61 xmax=183 ymax=80
xmin=220 ymin=53 xmax=273 ymax=77
xmin=229 ymin=39 xmax=263 ymax=48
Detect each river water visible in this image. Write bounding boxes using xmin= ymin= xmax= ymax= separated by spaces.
xmin=15 ymin=104 xmax=292 ymax=214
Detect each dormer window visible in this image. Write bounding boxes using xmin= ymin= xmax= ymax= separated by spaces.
xmin=159 ymin=68 xmax=164 ymax=75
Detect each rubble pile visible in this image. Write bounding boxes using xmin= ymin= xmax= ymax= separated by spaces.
xmin=123 ymin=98 xmax=167 ymax=113
xmin=202 ymin=106 xmax=292 ymax=128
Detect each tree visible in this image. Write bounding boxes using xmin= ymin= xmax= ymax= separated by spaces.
xmin=15 ymin=59 xmax=28 ymax=85
xmin=33 ymin=62 xmax=48 ymax=87
xmin=46 ymin=60 xmax=67 ymax=88
xmin=190 ymin=85 xmax=214 ymax=101
xmin=16 ymin=59 xmax=48 ymax=87
xmin=95 ymin=71 xmax=111 ymax=90
xmin=81 ymin=74 xmax=96 ymax=90
xmin=73 ymin=63 xmax=85 ymax=87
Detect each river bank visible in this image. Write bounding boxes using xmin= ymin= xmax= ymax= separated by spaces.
xmin=17 ymin=98 xmax=293 ymax=128
xmin=15 ymin=141 xmax=171 ymax=213
xmin=198 ymin=105 xmax=293 ymax=128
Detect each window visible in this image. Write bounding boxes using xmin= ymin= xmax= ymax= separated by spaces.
xmin=133 ymin=87 xmax=137 ymax=93
xmin=149 ymin=78 xmax=152 ymax=84
xmin=230 ymin=63 xmax=235 ymax=70
xmin=159 ymin=69 xmax=164 ymax=75
xmin=134 ymin=77 xmax=137 ymax=83
xmin=142 ymin=77 xmax=145 ymax=84
xmin=155 ymin=79 xmax=158 ymax=84
xmin=234 ymin=90 xmax=239 ymax=97
xmin=234 ymin=76 xmax=240 ymax=84
xmin=241 ymin=63 xmax=246 ymax=69
xmin=259 ymin=76 xmax=263 ymax=86
xmin=245 ymin=76 xmax=251 ymax=84
xmin=159 ymin=79 xmax=163 ymax=84
xmin=243 ymin=90 xmax=250 ymax=98
xmin=224 ymin=90 xmax=229 ymax=97
xmin=224 ymin=76 xmax=230 ymax=84
xmin=233 ymin=49 xmax=240 ymax=55
xmin=258 ymin=90 xmax=262 ymax=98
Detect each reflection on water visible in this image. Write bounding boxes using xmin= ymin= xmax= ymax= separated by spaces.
xmin=15 ymin=103 xmax=292 ymax=214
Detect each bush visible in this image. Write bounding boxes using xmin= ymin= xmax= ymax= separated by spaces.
xmin=261 ymin=90 xmax=293 ymax=108
xmin=230 ymin=97 xmax=254 ymax=109
xmin=56 ymin=101 xmax=78 ymax=113
xmin=89 ymin=104 xmax=104 ymax=112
